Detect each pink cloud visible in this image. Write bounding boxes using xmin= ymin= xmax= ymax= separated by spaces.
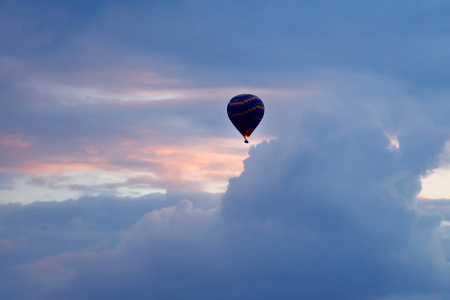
xmin=1 ymin=134 xmax=32 ymax=148
xmin=0 ymin=161 xmax=98 ymax=174
xmin=83 ymin=146 xmax=100 ymax=155
xmin=0 ymin=134 xmax=255 ymax=194
xmin=0 ymin=102 xmax=272 ymax=195
xmin=123 ymin=137 xmax=252 ymax=191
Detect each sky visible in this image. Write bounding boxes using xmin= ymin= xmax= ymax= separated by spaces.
xmin=3 ymin=0 xmax=450 ymax=299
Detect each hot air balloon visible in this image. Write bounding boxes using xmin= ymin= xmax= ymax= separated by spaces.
xmin=227 ymin=94 xmax=265 ymax=143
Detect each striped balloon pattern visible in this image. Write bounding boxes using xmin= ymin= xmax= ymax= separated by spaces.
xmin=227 ymin=94 xmax=265 ymax=143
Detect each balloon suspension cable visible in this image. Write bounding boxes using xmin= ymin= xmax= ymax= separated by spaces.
xmin=244 ymin=136 xmax=249 ymax=143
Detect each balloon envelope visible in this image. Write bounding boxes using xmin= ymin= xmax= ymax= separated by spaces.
xmin=227 ymin=94 xmax=264 ymax=142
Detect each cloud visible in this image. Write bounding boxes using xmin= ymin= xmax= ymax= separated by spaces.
xmin=3 ymin=1 xmax=450 ymax=299
xmin=0 ymin=189 xmax=219 ymax=268
xmin=68 ymin=0 xmax=450 ymax=93
xmin=0 ymin=190 xmax=219 ymax=299
xmin=0 ymin=172 xmax=21 ymax=190
xmin=5 ymin=0 xmax=450 ymax=94
xmin=220 ymin=118 xmax=448 ymax=298
xmin=0 ymin=80 xmax=260 ymax=200
xmin=4 ymin=0 xmax=450 ymax=203
xmin=9 ymin=88 xmax=450 ymax=299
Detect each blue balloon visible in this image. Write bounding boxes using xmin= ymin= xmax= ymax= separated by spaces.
xmin=227 ymin=94 xmax=265 ymax=143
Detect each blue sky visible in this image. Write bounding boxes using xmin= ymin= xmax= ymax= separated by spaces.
xmin=3 ymin=1 xmax=450 ymax=299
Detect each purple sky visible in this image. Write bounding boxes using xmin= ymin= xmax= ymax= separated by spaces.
xmin=3 ymin=1 xmax=450 ymax=299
